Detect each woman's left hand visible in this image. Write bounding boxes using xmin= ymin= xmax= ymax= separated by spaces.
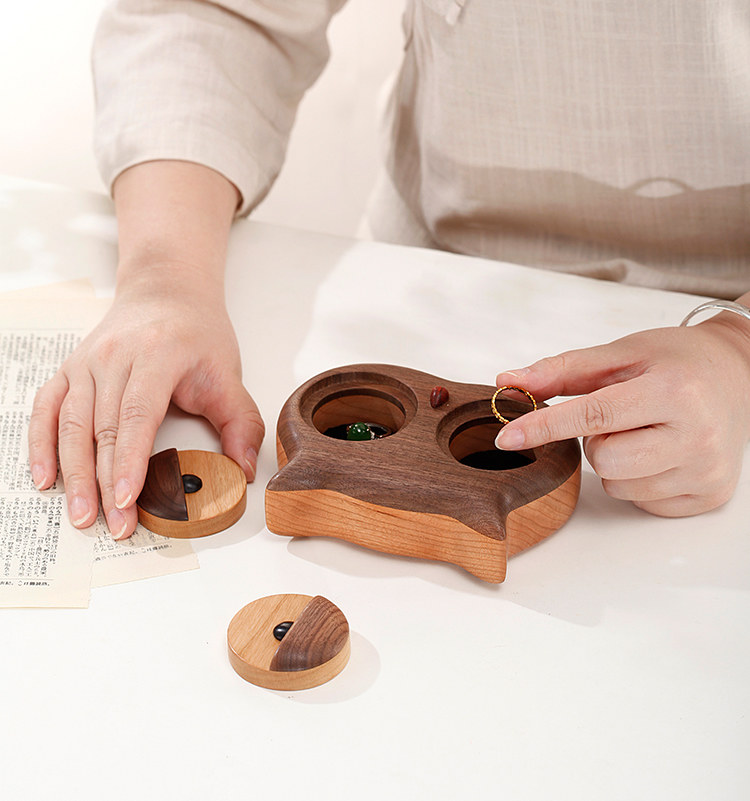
xmin=495 ymin=317 xmax=750 ymax=516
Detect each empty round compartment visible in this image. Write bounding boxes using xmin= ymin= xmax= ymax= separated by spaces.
xmin=448 ymin=416 xmax=536 ymax=470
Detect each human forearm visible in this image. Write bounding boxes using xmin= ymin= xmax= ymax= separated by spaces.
xmin=113 ymin=160 xmax=240 ymax=299
xmin=28 ymin=159 xmax=263 ymax=539
xmin=94 ymin=1 xmax=344 ymax=219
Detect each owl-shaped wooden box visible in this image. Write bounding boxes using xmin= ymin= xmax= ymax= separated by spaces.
xmin=265 ymin=364 xmax=581 ymax=583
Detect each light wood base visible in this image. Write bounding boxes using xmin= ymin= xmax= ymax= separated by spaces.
xmin=506 ymin=465 xmax=582 ymax=556
xmin=266 ymin=487 xmax=508 ymax=582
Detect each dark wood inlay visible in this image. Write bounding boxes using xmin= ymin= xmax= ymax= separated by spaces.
xmin=270 ymin=596 xmax=350 ymax=672
xmin=137 ymin=448 xmax=189 ymax=521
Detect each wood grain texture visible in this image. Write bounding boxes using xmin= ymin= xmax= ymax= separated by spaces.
xmin=270 ymin=595 xmax=349 ymax=672
xmin=137 ymin=449 xmax=247 ymax=538
xmin=506 ymin=464 xmax=582 ymax=556
xmin=227 ymin=594 xmax=350 ymax=690
xmin=266 ymin=488 xmax=508 ymax=582
xmin=137 ymin=448 xmax=188 ymax=522
xmin=265 ymin=364 xmax=581 ymax=582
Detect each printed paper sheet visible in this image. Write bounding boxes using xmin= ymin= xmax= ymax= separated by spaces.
xmin=0 ymin=291 xmax=198 ymax=607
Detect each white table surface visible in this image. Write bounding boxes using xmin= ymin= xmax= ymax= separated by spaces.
xmin=1 ymin=177 xmax=748 ymax=801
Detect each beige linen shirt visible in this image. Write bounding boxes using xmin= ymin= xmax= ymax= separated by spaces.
xmin=93 ymin=0 xmax=750 ymax=298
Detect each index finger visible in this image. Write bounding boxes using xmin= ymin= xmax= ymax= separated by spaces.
xmin=111 ymin=367 xmax=174 ymax=511
xmin=495 ymin=375 xmax=667 ymax=450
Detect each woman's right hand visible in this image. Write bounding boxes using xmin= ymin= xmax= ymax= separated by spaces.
xmin=28 ymin=265 xmax=264 ymax=540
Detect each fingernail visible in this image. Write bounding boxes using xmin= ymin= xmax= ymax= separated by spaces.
xmin=31 ymin=464 xmax=47 ymax=490
xmin=114 ymin=478 xmax=132 ymax=509
xmin=243 ymin=447 xmax=258 ymax=479
xmin=495 ymin=427 xmax=525 ymax=450
xmin=107 ymin=509 xmax=127 ymax=540
xmin=502 ymin=368 xmax=530 ymax=380
xmin=69 ymin=495 xmax=91 ymax=527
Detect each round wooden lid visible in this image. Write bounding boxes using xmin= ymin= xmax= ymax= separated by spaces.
xmin=227 ymin=594 xmax=350 ymax=690
xmin=137 ymin=449 xmax=247 ymax=538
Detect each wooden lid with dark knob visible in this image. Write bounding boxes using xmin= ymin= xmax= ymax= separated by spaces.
xmin=227 ymin=594 xmax=350 ymax=690
xmin=137 ymin=449 xmax=247 ymax=538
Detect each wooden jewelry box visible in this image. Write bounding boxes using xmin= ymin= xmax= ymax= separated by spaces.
xmin=265 ymin=364 xmax=581 ymax=583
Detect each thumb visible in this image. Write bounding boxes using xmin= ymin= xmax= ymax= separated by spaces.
xmin=195 ymin=377 xmax=265 ymax=482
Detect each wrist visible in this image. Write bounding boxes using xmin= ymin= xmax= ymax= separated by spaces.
xmin=681 ymin=297 xmax=750 ymax=351
xmin=703 ymin=312 xmax=750 ymax=351
xmin=697 ymin=312 xmax=750 ymax=441
xmin=115 ymin=258 xmax=226 ymax=306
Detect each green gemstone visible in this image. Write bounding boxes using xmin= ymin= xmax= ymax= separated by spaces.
xmin=346 ymin=422 xmax=373 ymax=441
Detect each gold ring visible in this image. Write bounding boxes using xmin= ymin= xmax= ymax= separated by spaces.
xmin=491 ymin=386 xmax=538 ymax=425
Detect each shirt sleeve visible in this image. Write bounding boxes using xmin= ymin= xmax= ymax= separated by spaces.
xmin=92 ymin=0 xmax=347 ymax=216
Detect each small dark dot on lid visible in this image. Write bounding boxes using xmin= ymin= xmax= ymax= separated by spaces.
xmin=182 ymin=473 xmax=203 ymax=494
xmin=273 ymin=621 xmax=294 ymax=641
